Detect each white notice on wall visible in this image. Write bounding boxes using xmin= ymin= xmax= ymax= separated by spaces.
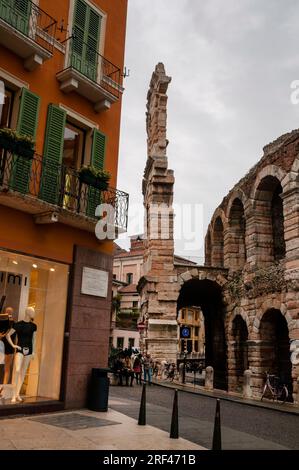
xmin=81 ymin=267 xmax=109 ymax=297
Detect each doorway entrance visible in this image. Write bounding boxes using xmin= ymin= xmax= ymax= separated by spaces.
xmin=177 ymin=279 xmax=227 ymax=390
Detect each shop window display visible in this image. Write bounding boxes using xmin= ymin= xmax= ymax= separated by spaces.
xmin=0 ymin=251 xmax=69 ymax=405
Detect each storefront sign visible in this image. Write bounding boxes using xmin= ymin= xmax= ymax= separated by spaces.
xmin=81 ymin=267 xmax=109 ymax=298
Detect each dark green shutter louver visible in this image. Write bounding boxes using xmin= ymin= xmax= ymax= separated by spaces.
xmin=86 ymin=129 xmax=106 ymax=218
xmin=39 ymin=105 xmax=66 ymax=204
xmin=15 ymin=0 xmax=31 ymax=35
xmin=72 ymin=0 xmax=87 ymax=71
xmin=72 ymin=0 xmax=101 ymax=81
xmin=10 ymin=88 xmax=40 ymax=193
xmin=0 ymin=0 xmax=31 ymax=36
xmin=91 ymin=129 xmax=106 ymax=170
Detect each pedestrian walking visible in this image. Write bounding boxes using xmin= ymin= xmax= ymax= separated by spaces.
xmin=124 ymin=355 xmax=134 ymax=386
xmin=142 ymin=352 xmax=154 ymax=385
xmin=133 ymin=353 xmax=142 ymax=385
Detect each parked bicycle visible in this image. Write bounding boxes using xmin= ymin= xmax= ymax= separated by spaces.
xmin=261 ymin=372 xmax=288 ymax=404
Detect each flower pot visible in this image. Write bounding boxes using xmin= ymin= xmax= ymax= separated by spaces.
xmin=79 ymin=172 xmax=97 ymax=187
xmin=16 ymin=144 xmax=34 ymax=160
xmin=0 ymin=135 xmax=17 ymax=153
xmin=79 ymin=172 xmax=109 ymax=190
xmin=94 ymin=179 xmax=109 ymax=191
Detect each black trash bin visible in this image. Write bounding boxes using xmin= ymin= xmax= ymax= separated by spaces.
xmin=87 ymin=367 xmax=111 ymax=412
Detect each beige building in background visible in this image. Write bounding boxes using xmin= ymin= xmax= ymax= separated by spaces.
xmin=111 ymin=235 xmax=195 ymax=352
xmin=177 ymin=307 xmax=205 ymax=357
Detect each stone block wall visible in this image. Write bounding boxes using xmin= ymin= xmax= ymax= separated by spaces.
xmin=204 ymin=130 xmax=299 ymax=403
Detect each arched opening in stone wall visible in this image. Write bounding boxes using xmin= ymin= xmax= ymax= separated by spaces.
xmin=259 ymin=309 xmax=293 ymax=401
xmin=205 ymin=231 xmax=212 ymax=266
xmin=228 ymin=198 xmax=246 ymax=269
xmin=271 ymin=184 xmax=286 ymax=260
xmin=255 ymin=176 xmax=286 ymax=262
xmin=212 ymin=217 xmax=224 ymax=267
xmin=177 ymin=278 xmax=227 ymax=390
xmin=231 ymin=316 xmax=248 ymax=391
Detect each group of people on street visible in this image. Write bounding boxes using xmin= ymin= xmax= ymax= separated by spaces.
xmin=111 ymin=350 xmax=155 ymax=386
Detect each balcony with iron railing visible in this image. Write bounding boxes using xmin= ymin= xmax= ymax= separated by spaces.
xmin=0 ymin=149 xmax=129 ymax=235
xmin=0 ymin=0 xmax=57 ymax=70
xmin=56 ymin=36 xmax=123 ymax=112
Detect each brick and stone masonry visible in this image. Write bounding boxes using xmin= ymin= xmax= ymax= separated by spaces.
xmin=138 ymin=63 xmax=180 ymax=363
xmin=138 ymin=64 xmax=299 ymax=403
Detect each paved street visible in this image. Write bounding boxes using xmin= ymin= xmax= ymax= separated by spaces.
xmin=0 ymin=408 xmax=202 ymax=450
xmin=109 ymin=384 xmax=299 ymax=450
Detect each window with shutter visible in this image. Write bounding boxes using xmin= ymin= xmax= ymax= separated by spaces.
xmin=72 ymin=0 xmax=102 ymax=81
xmin=10 ymin=88 xmax=40 ymax=194
xmin=86 ymin=129 xmax=106 ymax=218
xmin=39 ymin=105 xmax=66 ymax=204
xmin=0 ymin=0 xmax=31 ymax=35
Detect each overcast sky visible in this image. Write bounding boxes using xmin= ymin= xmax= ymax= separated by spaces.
xmin=116 ymin=0 xmax=299 ymax=262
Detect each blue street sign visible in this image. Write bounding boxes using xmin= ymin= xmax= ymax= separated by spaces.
xmin=180 ymin=326 xmax=191 ymax=338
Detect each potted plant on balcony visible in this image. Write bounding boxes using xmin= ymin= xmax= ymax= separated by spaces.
xmin=78 ymin=165 xmax=111 ymax=190
xmin=0 ymin=128 xmax=35 ymax=159
xmin=0 ymin=128 xmax=18 ymax=153
xmin=15 ymin=134 xmax=35 ymax=159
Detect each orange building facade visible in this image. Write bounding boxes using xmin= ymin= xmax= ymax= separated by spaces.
xmin=0 ymin=0 xmax=128 ymax=414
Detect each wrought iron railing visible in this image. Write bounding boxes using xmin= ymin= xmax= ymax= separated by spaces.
xmin=64 ymin=35 xmax=122 ymax=99
xmin=0 ymin=150 xmax=129 ymax=233
xmin=0 ymin=0 xmax=57 ymax=53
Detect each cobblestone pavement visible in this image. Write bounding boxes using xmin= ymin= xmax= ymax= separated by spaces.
xmin=110 ymin=384 xmax=299 ymax=450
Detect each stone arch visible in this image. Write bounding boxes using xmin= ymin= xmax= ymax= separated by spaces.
xmin=210 ymin=207 xmax=228 ymax=230
xmin=226 ymin=197 xmax=246 ymax=269
xmin=227 ymin=308 xmax=251 ymax=335
xmin=250 ymin=166 xmax=287 ymax=263
xmin=205 ymin=229 xmax=212 ymax=266
xmin=209 ymin=208 xmax=228 ymax=268
xmin=177 ymin=276 xmax=227 ymax=390
xmin=257 ymin=308 xmax=293 ymax=401
xmin=226 ymin=188 xmax=248 ymax=219
xmin=253 ymin=299 xmax=290 ymax=332
xmin=211 ymin=216 xmax=225 ymax=268
xmin=250 ymin=164 xmax=287 ymax=201
xmin=177 ymin=268 xmax=227 ymax=288
xmin=231 ymin=316 xmax=249 ymax=391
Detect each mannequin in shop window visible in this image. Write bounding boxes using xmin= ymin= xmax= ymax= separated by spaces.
xmin=6 ymin=306 xmax=37 ymax=403
xmin=2 ymin=307 xmax=16 ymax=384
xmin=0 ymin=304 xmax=14 ymax=388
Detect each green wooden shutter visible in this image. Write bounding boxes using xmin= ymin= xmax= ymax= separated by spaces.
xmin=71 ymin=0 xmax=87 ymax=72
xmin=10 ymin=88 xmax=40 ymax=193
xmin=85 ymin=7 xmax=101 ymax=80
xmin=17 ymin=88 xmax=40 ymax=137
xmin=86 ymin=129 xmax=106 ymax=218
xmin=39 ymin=105 xmax=66 ymax=204
xmin=72 ymin=0 xmax=101 ymax=81
xmin=14 ymin=0 xmax=31 ymax=35
xmin=91 ymin=129 xmax=106 ymax=170
xmin=0 ymin=0 xmax=31 ymax=35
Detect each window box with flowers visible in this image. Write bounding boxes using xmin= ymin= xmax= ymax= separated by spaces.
xmin=78 ymin=166 xmax=111 ymax=190
xmin=0 ymin=128 xmax=35 ymax=159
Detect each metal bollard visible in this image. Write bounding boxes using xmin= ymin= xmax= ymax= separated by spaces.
xmin=138 ymin=383 xmax=146 ymax=425
xmin=170 ymin=389 xmax=179 ymax=439
xmin=212 ymin=399 xmax=222 ymax=450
